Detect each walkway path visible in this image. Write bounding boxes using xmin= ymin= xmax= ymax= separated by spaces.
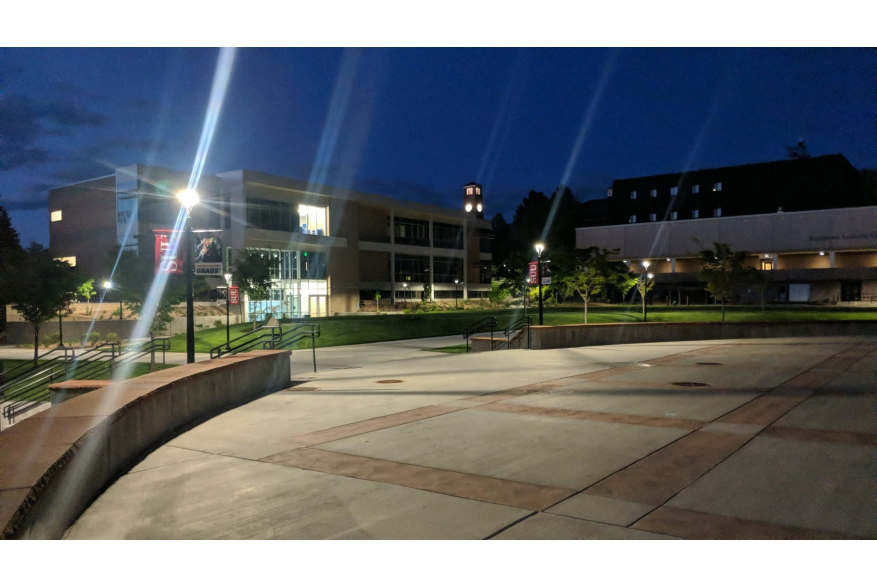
xmin=65 ymin=336 xmax=875 ymax=539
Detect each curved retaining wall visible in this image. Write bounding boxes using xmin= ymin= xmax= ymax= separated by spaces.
xmin=525 ymin=320 xmax=876 ymax=351
xmin=0 ymin=350 xmax=290 ymax=539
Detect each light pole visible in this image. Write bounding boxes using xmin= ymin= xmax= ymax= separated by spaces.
xmin=402 ymin=282 xmax=408 ymax=307
xmin=224 ymin=272 xmax=232 ymax=344
xmin=102 ymin=280 xmax=121 ymax=321
xmin=640 ymin=261 xmax=651 ymax=322
xmin=178 ymin=189 xmax=199 ymax=364
xmin=454 ymin=278 xmax=459 ymax=308
xmin=535 ymin=243 xmax=545 ymax=326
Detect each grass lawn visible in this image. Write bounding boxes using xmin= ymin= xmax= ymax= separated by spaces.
xmin=167 ymin=304 xmax=877 ymax=353
xmin=427 ymin=344 xmax=470 ymax=354
xmin=1 ymin=360 xmax=175 ymax=402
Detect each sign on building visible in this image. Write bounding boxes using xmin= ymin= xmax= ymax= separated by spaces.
xmin=528 ymin=262 xmax=539 ymax=285
xmin=154 ymin=230 xmax=183 ymax=274
xmin=229 ymin=286 xmax=240 ymax=305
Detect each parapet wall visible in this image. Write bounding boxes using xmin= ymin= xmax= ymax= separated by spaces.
xmin=528 ymin=320 xmax=876 ymax=350
xmin=0 ymin=350 xmax=290 ymax=539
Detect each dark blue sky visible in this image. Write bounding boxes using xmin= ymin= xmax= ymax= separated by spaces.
xmin=1 ymin=47 xmax=874 ymax=245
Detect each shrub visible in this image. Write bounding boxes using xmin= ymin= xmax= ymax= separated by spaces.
xmin=88 ymin=332 xmax=102 ymax=345
xmin=196 ymin=324 xmax=205 ymax=330
xmin=104 ymin=332 xmax=120 ymax=344
xmin=214 ymin=319 xmax=224 ymax=328
xmin=41 ymin=333 xmax=61 ymax=347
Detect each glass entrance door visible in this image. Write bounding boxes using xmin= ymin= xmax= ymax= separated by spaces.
xmin=308 ymin=295 xmax=327 ymax=318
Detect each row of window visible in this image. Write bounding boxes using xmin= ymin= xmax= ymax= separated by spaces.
xmin=248 ymin=248 xmax=328 ymax=280
xmin=394 ymin=254 xmax=490 ymax=284
xmin=246 ymin=199 xmax=328 ymax=235
xmin=629 ymin=208 xmax=722 ymax=223
xmin=627 ymin=182 xmax=722 ymax=200
xmin=394 ymin=217 xmax=464 ymax=249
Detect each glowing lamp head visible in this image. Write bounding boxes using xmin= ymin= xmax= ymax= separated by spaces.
xmin=476 ymin=203 xmax=483 ymax=212
xmin=535 ymin=243 xmax=545 ymax=257
xmin=224 ymin=273 xmax=232 ymax=283
xmin=819 ymin=251 xmax=825 ymax=256
xmin=647 ymin=273 xmax=654 ymax=279
xmin=454 ymin=279 xmax=459 ymax=284
xmin=177 ymin=189 xmax=200 ymax=212
xmin=641 ymin=260 xmax=650 ymax=269
xmin=103 ymin=281 xmax=113 ymax=289
xmin=465 ymin=203 xmax=473 ymax=212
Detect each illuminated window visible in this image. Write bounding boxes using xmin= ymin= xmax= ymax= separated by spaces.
xmin=649 ymin=213 xmax=657 ymax=222
xmin=649 ymin=189 xmax=657 ymax=198
xmin=629 ymin=215 xmax=637 ymax=223
xmin=670 ymin=187 xmax=678 ymax=196
xmin=713 ymin=208 xmax=722 ymax=217
xmin=298 ymin=205 xmax=328 ymax=236
xmin=670 ymin=211 xmax=678 ymax=220
xmin=607 ymin=188 xmax=613 ymax=197
xmin=760 ymin=259 xmax=774 ymax=271
xmin=713 ymin=182 xmax=722 ymax=191
xmin=630 ymin=191 xmax=637 ymax=199
xmin=692 ymin=184 xmax=700 ymax=194
xmin=51 ymin=210 xmax=62 ymax=222
xmin=55 ymin=256 xmax=76 ymax=266
xmin=692 ymin=210 xmax=699 ymax=219
xmin=475 ymin=187 xmax=481 ymax=195
xmin=466 ymin=187 xmax=474 ymax=195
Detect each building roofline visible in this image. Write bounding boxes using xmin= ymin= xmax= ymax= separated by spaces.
xmin=48 ymin=174 xmax=116 ymax=192
xmin=575 ymin=204 xmax=877 ymax=232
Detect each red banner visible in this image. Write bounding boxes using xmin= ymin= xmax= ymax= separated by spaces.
xmin=527 ymin=261 xmax=539 ymax=285
xmin=154 ymin=230 xmax=184 ymax=275
xmin=229 ymin=286 xmax=240 ymax=305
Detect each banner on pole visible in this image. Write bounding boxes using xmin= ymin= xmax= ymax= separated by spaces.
xmin=154 ymin=230 xmax=183 ymax=275
xmin=229 ymin=286 xmax=240 ymax=305
xmin=527 ymin=262 xmax=539 ymax=285
xmin=194 ymin=231 xmax=224 ymax=276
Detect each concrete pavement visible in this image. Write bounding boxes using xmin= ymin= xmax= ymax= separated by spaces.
xmin=64 ymin=336 xmax=876 ymax=539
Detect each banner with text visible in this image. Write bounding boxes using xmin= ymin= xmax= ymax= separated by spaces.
xmin=229 ymin=286 xmax=240 ymax=305
xmin=154 ymin=230 xmax=183 ymax=275
xmin=527 ymin=261 xmax=539 ymax=285
xmin=194 ymin=231 xmax=224 ymax=276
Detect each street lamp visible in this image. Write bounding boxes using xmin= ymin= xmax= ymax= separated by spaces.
xmin=402 ymin=282 xmax=408 ymax=307
xmin=103 ymin=280 xmax=122 ymax=321
xmin=178 ymin=189 xmax=199 ymax=364
xmin=454 ymin=278 xmax=459 ymax=309
xmin=224 ymin=273 xmax=232 ymax=345
xmin=535 ymin=243 xmax=545 ymax=326
xmin=640 ymin=272 xmax=654 ymax=322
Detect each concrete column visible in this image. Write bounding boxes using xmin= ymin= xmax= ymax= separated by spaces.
xmin=828 ymin=251 xmax=836 ymax=268
xmin=670 ymin=258 xmax=676 ymax=273
xmin=772 ymin=254 xmax=778 ymax=270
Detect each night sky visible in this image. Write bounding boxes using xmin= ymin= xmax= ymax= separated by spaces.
xmin=1 ymin=47 xmax=874 ymax=246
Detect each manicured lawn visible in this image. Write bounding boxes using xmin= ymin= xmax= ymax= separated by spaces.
xmin=167 ymin=304 xmax=877 ymax=353
xmin=426 ymin=344 xmax=470 ymax=354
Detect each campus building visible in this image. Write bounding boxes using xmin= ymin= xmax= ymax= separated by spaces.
xmin=47 ymin=165 xmax=492 ymax=318
xmin=576 ymin=155 xmax=877 ymax=303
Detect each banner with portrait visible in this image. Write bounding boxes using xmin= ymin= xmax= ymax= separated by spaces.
xmin=193 ymin=230 xmax=224 ymax=276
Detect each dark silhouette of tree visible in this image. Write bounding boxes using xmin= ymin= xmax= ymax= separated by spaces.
xmin=696 ymin=242 xmax=750 ymax=322
xmin=232 ymin=249 xmax=279 ymax=329
xmin=786 ymin=140 xmax=810 ymax=159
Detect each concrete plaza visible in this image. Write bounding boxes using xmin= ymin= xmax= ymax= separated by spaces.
xmin=65 ymin=336 xmax=875 ymax=539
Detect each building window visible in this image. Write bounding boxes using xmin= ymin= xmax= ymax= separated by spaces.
xmin=246 ymin=198 xmax=299 ymax=232
xmin=301 ymin=250 xmax=327 ymax=279
xmin=713 ymin=208 xmax=722 ymax=217
xmin=394 ymin=217 xmax=429 ymax=246
xmin=649 ymin=213 xmax=657 ymax=222
xmin=713 ymin=182 xmax=722 ymax=192
xmin=395 ymin=254 xmax=430 ymax=282
xmin=475 ymin=187 xmax=481 ymax=195
xmin=649 ymin=189 xmax=657 ymax=198
xmin=433 ymin=222 xmax=463 ymax=249
xmin=670 ymin=187 xmax=678 ymax=196
xmin=466 ymin=187 xmax=474 ymax=195
xmin=670 ymin=211 xmax=678 ymax=220
xmin=760 ymin=258 xmax=774 ymax=271
xmin=629 ymin=215 xmax=637 ymax=224
xmin=692 ymin=210 xmax=699 ymax=219
xmin=607 ymin=188 xmax=613 ymax=197
xmin=433 ymin=257 xmax=462 ymax=283
xmin=55 ymin=256 xmax=76 ymax=266
xmin=479 ymin=264 xmax=492 ymax=284
xmin=841 ymin=281 xmax=862 ymax=302
xmin=692 ymin=184 xmax=700 ymax=194
xmin=630 ymin=190 xmax=637 ymax=199
xmin=298 ymin=204 xmax=328 ymax=236
xmin=51 ymin=210 xmax=63 ymax=222
xmin=479 ymin=237 xmax=492 ymax=253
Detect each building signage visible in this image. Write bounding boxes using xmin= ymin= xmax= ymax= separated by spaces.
xmin=528 ymin=262 xmax=539 ymax=285
xmin=154 ymin=230 xmax=183 ymax=275
xmin=542 ymin=277 xmax=552 ymax=285
xmin=194 ymin=231 xmax=224 ymax=276
xmin=229 ymin=286 xmax=240 ymax=305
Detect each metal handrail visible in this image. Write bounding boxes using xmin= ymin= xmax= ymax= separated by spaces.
xmin=209 ymin=326 xmax=282 ymax=359
xmin=503 ymin=316 xmax=533 ymax=350
xmin=0 ymin=346 xmax=66 ymax=381
xmin=463 ymin=317 xmax=497 ymax=353
xmin=270 ymin=323 xmax=320 ymax=372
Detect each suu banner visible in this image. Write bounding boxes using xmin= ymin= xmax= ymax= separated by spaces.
xmin=154 ymin=230 xmax=184 ymax=274
xmin=527 ymin=261 xmax=539 ymax=285
xmin=194 ymin=231 xmax=224 ymax=276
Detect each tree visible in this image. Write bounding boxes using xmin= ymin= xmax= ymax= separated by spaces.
xmin=786 ymin=140 xmax=810 ymax=159
xmin=696 ymin=242 xmax=750 ymax=322
xmin=746 ymin=267 xmax=771 ymax=312
xmin=232 ymin=249 xmax=278 ymax=329
xmin=0 ymin=244 xmax=82 ymax=363
xmin=634 ymin=274 xmax=656 ymax=321
xmin=0 ymin=205 xmax=23 ymax=271
xmin=557 ymin=247 xmax=627 ymax=324
xmin=374 ymin=291 xmax=381 ymax=314
xmin=78 ymin=278 xmax=97 ymax=315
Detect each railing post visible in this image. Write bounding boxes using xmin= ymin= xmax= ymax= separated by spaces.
xmin=312 ymin=335 xmax=317 ymax=373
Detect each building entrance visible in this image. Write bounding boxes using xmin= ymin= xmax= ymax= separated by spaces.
xmin=309 ymin=295 xmax=327 ymax=318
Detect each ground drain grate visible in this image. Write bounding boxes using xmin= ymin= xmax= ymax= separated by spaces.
xmin=696 ymin=362 xmax=723 ymax=366
xmin=671 ymin=381 xmax=711 ymax=387
xmin=376 ymin=379 xmax=405 ymax=384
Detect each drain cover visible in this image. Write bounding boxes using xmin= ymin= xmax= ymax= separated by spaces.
xmin=376 ymin=379 xmax=405 ymax=384
xmin=671 ymin=381 xmax=710 ymax=387
xmin=696 ymin=362 xmax=723 ymax=366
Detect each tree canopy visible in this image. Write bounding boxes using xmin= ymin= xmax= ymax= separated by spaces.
xmin=696 ymin=242 xmax=750 ymax=322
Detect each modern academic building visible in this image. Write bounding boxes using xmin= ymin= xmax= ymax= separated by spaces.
xmin=575 ymin=155 xmax=877 ymax=303
xmin=47 ymin=165 xmax=492 ymax=318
